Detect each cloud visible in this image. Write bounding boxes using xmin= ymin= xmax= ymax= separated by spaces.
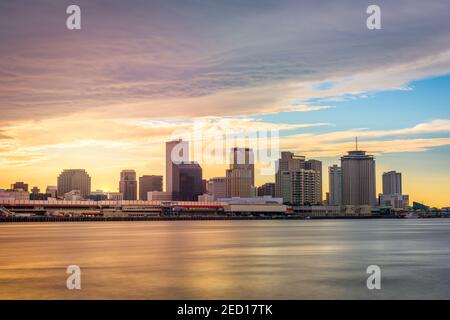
xmin=1 ymin=0 xmax=450 ymax=122
xmin=281 ymin=119 xmax=450 ymax=157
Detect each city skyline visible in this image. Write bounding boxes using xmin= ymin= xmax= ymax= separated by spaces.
xmin=0 ymin=139 xmax=436 ymax=208
xmin=1 ymin=1 xmax=449 ymax=207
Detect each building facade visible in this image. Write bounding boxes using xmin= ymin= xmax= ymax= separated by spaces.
xmin=275 ymin=152 xmax=305 ymax=198
xmin=206 ymin=177 xmax=227 ymax=200
xmin=328 ymin=165 xmax=342 ymax=206
xmin=341 ymin=150 xmax=376 ymax=206
xmin=119 ymin=170 xmax=137 ymax=200
xmin=382 ymin=171 xmax=402 ymax=195
xmin=57 ymin=169 xmax=91 ymax=198
xmin=139 ymin=175 xmax=163 ymax=200
xmin=178 ymin=162 xmax=203 ymax=201
xmin=166 ymin=139 xmax=189 ymax=197
xmin=257 ymin=182 xmax=276 ymax=197
xmin=226 ymin=148 xmax=255 ymax=198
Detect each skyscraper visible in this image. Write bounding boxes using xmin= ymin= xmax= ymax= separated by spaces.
xmin=119 ymin=170 xmax=137 ymax=200
xmin=306 ymin=159 xmax=323 ymax=203
xmin=341 ymin=147 xmax=376 ymax=206
xmin=226 ymin=148 xmax=255 ymax=198
xmin=328 ymin=165 xmax=342 ymax=206
xmin=178 ymin=162 xmax=203 ymax=201
xmin=57 ymin=169 xmax=91 ymax=197
xmin=382 ymin=171 xmax=402 ymax=195
xmin=380 ymin=170 xmax=409 ymax=209
xmin=166 ymin=139 xmax=189 ymax=198
xmin=280 ymin=169 xmax=321 ymax=205
xmin=275 ymin=152 xmax=305 ymax=198
xmin=139 ymin=175 xmax=163 ymax=200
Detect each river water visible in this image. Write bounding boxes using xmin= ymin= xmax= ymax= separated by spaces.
xmin=1 ymin=219 xmax=449 ymax=299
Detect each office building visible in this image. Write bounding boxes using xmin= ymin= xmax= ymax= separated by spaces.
xmin=166 ymin=139 xmax=189 ymax=196
xmin=46 ymin=186 xmax=57 ymax=198
xmin=57 ymin=169 xmax=91 ymax=197
xmin=281 ymin=169 xmax=321 ymax=205
xmin=275 ymin=152 xmax=305 ymax=198
xmin=119 ymin=170 xmax=137 ymax=200
xmin=257 ymin=182 xmax=276 ymax=197
xmin=306 ymin=159 xmax=323 ymax=203
xmin=328 ymin=165 xmax=342 ymax=206
xmin=139 ymin=175 xmax=163 ymax=200
xmin=178 ymin=162 xmax=203 ymax=201
xmin=226 ymin=148 xmax=255 ymax=198
xmin=382 ymin=171 xmax=402 ymax=195
xmin=11 ymin=181 xmax=28 ymax=192
xmin=380 ymin=170 xmax=408 ymax=209
xmin=206 ymin=177 xmax=227 ymax=200
xmin=341 ymin=148 xmax=376 ymax=206
xmin=148 ymin=191 xmax=173 ymax=201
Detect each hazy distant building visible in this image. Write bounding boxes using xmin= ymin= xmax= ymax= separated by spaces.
xmin=257 ymin=182 xmax=276 ymax=197
xmin=139 ymin=175 xmax=163 ymax=200
xmin=87 ymin=190 xmax=108 ymax=201
xmin=119 ymin=170 xmax=137 ymax=200
xmin=178 ymin=162 xmax=203 ymax=201
xmin=328 ymin=165 xmax=342 ymax=206
xmin=275 ymin=152 xmax=305 ymax=198
xmin=382 ymin=171 xmax=402 ymax=195
xmin=46 ymin=186 xmax=57 ymax=198
xmin=29 ymin=186 xmax=48 ymax=200
xmin=206 ymin=177 xmax=227 ymax=200
xmin=341 ymin=149 xmax=376 ymax=206
xmin=57 ymin=169 xmax=91 ymax=197
xmin=11 ymin=181 xmax=28 ymax=192
xmin=0 ymin=190 xmax=29 ymax=201
xmin=64 ymin=189 xmax=83 ymax=201
xmin=166 ymin=139 xmax=189 ymax=197
xmin=147 ymin=191 xmax=173 ymax=201
xmin=106 ymin=192 xmax=123 ymax=201
xmin=226 ymin=148 xmax=255 ymax=198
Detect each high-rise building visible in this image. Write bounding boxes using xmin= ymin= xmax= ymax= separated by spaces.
xmin=382 ymin=171 xmax=402 ymax=195
xmin=57 ymin=169 xmax=91 ymax=197
xmin=166 ymin=139 xmax=189 ymax=197
xmin=257 ymin=182 xmax=276 ymax=197
xmin=226 ymin=148 xmax=255 ymax=198
xmin=139 ymin=175 xmax=163 ymax=200
xmin=341 ymin=148 xmax=376 ymax=206
xmin=281 ymin=169 xmax=321 ymax=205
xmin=328 ymin=165 xmax=342 ymax=206
xmin=178 ymin=162 xmax=203 ymax=201
xmin=119 ymin=170 xmax=137 ymax=200
xmin=206 ymin=177 xmax=227 ymax=200
xmin=380 ymin=170 xmax=408 ymax=209
xmin=275 ymin=152 xmax=322 ymax=205
xmin=306 ymin=159 xmax=322 ymax=203
xmin=275 ymin=152 xmax=305 ymax=198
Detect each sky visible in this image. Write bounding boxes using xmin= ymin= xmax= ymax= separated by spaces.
xmin=0 ymin=0 xmax=449 ymax=207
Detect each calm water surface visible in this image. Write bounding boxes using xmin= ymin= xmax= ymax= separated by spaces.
xmin=1 ymin=219 xmax=450 ymax=299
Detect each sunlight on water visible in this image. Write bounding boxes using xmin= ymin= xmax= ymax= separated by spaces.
xmin=1 ymin=219 xmax=450 ymax=299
